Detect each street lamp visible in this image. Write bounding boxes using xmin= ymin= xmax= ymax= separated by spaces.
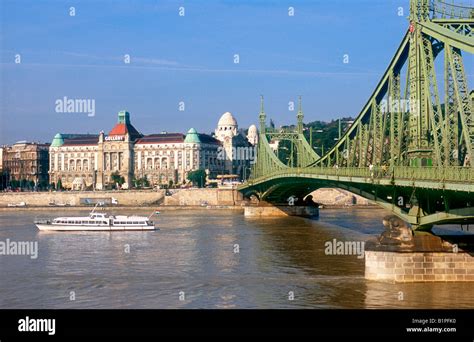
xmin=335 ymin=118 xmax=353 ymax=141
xmin=313 ymin=145 xmax=325 ymax=155
xmin=309 ymin=127 xmax=324 ymax=150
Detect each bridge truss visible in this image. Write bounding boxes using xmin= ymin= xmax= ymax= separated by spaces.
xmin=239 ymin=0 xmax=474 ymax=230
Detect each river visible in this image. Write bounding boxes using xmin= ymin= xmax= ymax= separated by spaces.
xmin=0 ymin=208 xmax=473 ymax=309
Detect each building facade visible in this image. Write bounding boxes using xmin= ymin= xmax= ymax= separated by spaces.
xmin=0 ymin=147 xmax=3 ymax=171
xmin=214 ymin=112 xmax=256 ymax=179
xmin=49 ymin=111 xmax=224 ymax=190
xmin=134 ymin=128 xmax=223 ymax=186
xmin=0 ymin=147 xmax=6 ymax=190
xmin=2 ymin=141 xmax=50 ymax=187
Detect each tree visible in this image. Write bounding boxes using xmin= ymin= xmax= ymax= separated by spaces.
xmin=132 ymin=176 xmax=149 ymax=189
xmin=56 ymin=179 xmax=62 ymax=191
xmin=269 ymin=118 xmax=276 ymax=130
xmin=168 ymin=180 xmax=174 ymax=188
xmin=111 ymin=171 xmax=125 ymax=189
xmin=20 ymin=179 xmax=28 ymax=189
xmin=187 ymin=169 xmax=206 ymax=188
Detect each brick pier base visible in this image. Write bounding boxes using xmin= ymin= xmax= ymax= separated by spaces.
xmin=365 ymin=251 xmax=474 ymax=282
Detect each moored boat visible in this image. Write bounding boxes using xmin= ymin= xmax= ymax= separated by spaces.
xmin=8 ymin=201 xmax=26 ymax=207
xmin=35 ymin=204 xmax=156 ymax=231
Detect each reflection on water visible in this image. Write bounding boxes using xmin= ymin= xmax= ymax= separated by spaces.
xmin=0 ymin=208 xmax=473 ymax=309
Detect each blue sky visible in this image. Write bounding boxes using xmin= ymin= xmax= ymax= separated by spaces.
xmin=1 ymin=0 xmax=420 ymax=144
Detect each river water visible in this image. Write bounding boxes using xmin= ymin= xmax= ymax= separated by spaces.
xmin=0 ymin=208 xmax=473 ymax=309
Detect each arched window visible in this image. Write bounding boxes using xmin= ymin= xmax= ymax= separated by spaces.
xmin=161 ymin=157 xmax=168 ymax=169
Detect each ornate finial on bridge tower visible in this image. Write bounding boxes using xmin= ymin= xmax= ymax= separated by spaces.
xmin=259 ymin=95 xmax=266 ymax=134
xmin=297 ymin=95 xmax=304 ymax=134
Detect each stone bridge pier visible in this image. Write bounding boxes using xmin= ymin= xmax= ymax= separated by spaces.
xmin=365 ymin=216 xmax=474 ymax=282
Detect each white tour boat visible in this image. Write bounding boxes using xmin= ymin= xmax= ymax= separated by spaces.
xmin=35 ymin=204 xmax=157 ymax=231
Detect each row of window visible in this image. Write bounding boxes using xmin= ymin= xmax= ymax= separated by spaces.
xmin=52 ymin=148 xmax=217 ymax=158
xmin=55 ymin=220 xmax=108 ymax=225
xmin=52 ymin=152 xmax=96 ymax=158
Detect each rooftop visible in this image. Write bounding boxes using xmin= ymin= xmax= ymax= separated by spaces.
xmin=62 ymin=135 xmax=99 ymax=146
xmin=135 ymin=133 xmax=185 ymax=144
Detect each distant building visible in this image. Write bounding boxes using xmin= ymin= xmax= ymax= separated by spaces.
xmin=0 ymin=147 xmax=3 ymax=171
xmin=268 ymin=139 xmax=280 ymax=152
xmin=2 ymin=141 xmax=50 ymax=187
xmin=0 ymin=147 xmax=6 ymax=190
xmin=214 ymin=111 xmax=255 ymax=179
xmin=247 ymin=124 xmax=258 ymax=146
xmin=49 ymin=111 xmax=223 ymax=190
xmin=134 ymin=128 xmax=222 ymax=187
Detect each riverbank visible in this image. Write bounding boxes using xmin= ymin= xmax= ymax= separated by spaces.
xmin=0 ymin=205 xmax=245 ymax=212
xmin=0 ymin=188 xmax=243 ymax=207
xmin=0 ymin=204 xmax=380 ymax=213
xmin=0 ymin=188 xmax=378 ymax=210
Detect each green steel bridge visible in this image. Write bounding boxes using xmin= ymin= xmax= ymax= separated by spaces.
xmin=238 ymin=0 xmax=474 ymax=230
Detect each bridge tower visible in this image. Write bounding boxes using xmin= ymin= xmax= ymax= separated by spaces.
xmin=240 ymin=0 xmax=474 ymax=230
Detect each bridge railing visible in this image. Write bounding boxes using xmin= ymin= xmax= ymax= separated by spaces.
xmin=432 ymin=0 xmax=474 ymax=20
xmin=248 ymin=166 xmax=474 ymax=184
xmin=392 ymin=166 xmax=474 ymax=182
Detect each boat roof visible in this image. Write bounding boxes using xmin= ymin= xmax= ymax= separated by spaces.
xmin=113 ymin=215 xmax=149 ymax=219
xmin=53 ymin=214 xmax=149 ymax=220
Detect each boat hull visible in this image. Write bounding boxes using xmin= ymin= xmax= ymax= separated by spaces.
xmin=36 ymin=224 xmax=156 ymax=231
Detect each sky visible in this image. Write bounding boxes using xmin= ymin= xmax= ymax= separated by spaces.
xmin=0 ymin=0 xmax=462 ymax=144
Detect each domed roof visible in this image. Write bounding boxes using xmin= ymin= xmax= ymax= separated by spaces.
xmin=248 ymin=124 xmax=257 ymax=134
xmin=184 ymin=128 xmax=201 ymax=143
xmin=218 ymin=112 xmax=237 ymax=127
xmin=51 ymin=133 xmax=64 ymax=147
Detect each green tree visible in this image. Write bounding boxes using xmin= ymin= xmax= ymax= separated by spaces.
xmin=168 ymin=180 xmax=174 ymax=188
xmin=111 ymin=171 xmax=125 ymax=189
xmin=187 ymin=169 xmax=206 ymax=188
xmin=132 ymin=176 xmax=149 ymax=189
xmin=56 ymin=179 xmax=62 ymax=190
xmin=20 ymin=179 xmax=28 ymax=189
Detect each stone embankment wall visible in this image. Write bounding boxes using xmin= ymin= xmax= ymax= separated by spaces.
xmin=244 ymin=205 xmax=319 ymax=218
xmin=0 ymin=190 xmax=165 ymax=207
xmin=163 ymin=189 xmax=243 ymax=206
xmin=311 ymin=188 xmax=372 ymax=206
xmin=0 ymin=188 xmax=370 ymax=208
xmin=0 ymin=189 xmax=244 ymax=207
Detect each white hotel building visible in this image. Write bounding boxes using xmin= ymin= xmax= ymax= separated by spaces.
xmin=49 ymin=110 xmax=255 ymax=190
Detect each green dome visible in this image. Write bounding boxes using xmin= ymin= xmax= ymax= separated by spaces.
xmin=184 ymin=128 xmax=201 ymax=143
xmin=51 ymin=133 xmax=64 ymax=147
